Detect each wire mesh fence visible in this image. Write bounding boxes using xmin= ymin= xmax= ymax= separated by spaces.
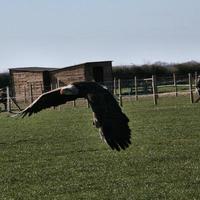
xmin=0 ymin=73 xmax=199 ymax=113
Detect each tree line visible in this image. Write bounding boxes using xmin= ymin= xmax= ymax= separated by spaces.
xmin=113 ymin=61 xmax=200 ymax=79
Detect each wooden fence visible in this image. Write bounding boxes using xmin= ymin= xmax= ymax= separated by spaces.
xmin=0 ymin=73 xmax=199 ymax=113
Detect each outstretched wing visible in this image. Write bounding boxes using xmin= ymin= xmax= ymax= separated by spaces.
xmin=17 ymin=88 xmax=76 ymax=117
xmin=87 ymin=89 xmax=131 ymax=151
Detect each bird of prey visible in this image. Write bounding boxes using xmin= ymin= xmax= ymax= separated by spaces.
xmin=16 ymin=81 xmax=131 ymax=151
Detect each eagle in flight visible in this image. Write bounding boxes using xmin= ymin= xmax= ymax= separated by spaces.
xmin=16 ymin=81 xmax=131 ymax=151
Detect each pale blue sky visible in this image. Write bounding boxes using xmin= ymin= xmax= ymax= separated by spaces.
xmin=0 ymin=0 xmax=200 ymax=72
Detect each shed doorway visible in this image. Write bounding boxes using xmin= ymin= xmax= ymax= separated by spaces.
xmin=93 ymin=66 xmax=104 ymax=82
xmin=43 ymin=71 xmax=51 ymax=92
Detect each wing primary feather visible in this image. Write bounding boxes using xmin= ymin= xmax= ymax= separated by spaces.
xmin=87 ymin=85 xmax=132 ymax=151
xmin=13 ymin=87 xmax=77 ymax=117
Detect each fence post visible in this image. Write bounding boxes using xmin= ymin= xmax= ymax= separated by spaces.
xmin=134 ymin=76 xmax=138 ymax=101
xmin=30 ymin=84 xmax=33 ymax=103
xmin=57 ymin=78 xmax=60 ymax=88
xmin=24 ymin=86 xmax=27 ymax=103
xmin=118 ymin=79 xmax=122 ymax=107
xmin=57 ymin=78 xmax=61 ymax=110
xmin=6 ymin=86 xmax=11 ymax=112
xmin=73 ymin=100 xmax=76 ymax=107
xmin=152 ymin=75 xmax=157 ymax=105
xmin=188 ymin=73 xmax=194 ymax=103
xmin=173 ymin=73 xmax=178 ymax=97
xmin=86 ymin=99 xmax=90 ymax=108
xmin=40 ymin=83 xmax=43 ymax=94
xmin=113 ymin=77 xmax=117 ymax=96
xmin=194 ymin=71 xmax=198 ymax=87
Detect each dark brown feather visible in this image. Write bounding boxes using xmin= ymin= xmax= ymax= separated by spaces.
xmin=19 ymin=88 xmax=77 ymax=117
xmin=87 ymin=88 xmax=131 ymax=151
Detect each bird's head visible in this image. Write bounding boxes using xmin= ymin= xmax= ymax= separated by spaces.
xmin=60 ymin=84 xmax=79 ymax=95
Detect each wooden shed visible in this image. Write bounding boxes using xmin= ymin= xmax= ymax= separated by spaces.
xmin=51 ymin=61 xmax=113 ymax=86
xmin=10 ymin=61 xmax=113 ymax=102
xmin=9 ymin=67 xmax=57 ymax=102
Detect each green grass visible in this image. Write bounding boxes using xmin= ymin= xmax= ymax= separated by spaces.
xmin=0 ymin=96 xmax=200 ymax=200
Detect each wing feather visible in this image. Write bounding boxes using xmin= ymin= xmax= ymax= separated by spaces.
xmin=17 ymin=88 xmax=76 ymax=117
xmin=87 ymin=89 xmax=131 ymax=151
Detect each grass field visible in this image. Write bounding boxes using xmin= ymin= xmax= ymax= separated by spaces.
xmin=0 ymin=96 xmax=200 ymax=200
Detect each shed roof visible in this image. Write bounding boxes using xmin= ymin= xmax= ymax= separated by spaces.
xmin=52 ymin=61 xmax=112 ymax=72
xmin=9 ymin=61 xmax=112 ymax=73
xmin=9 ymin=67 xmax=58 ymax=72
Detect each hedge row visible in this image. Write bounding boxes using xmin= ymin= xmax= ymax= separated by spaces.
xmin=113 ymin=61 xmax=200 ymax=79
